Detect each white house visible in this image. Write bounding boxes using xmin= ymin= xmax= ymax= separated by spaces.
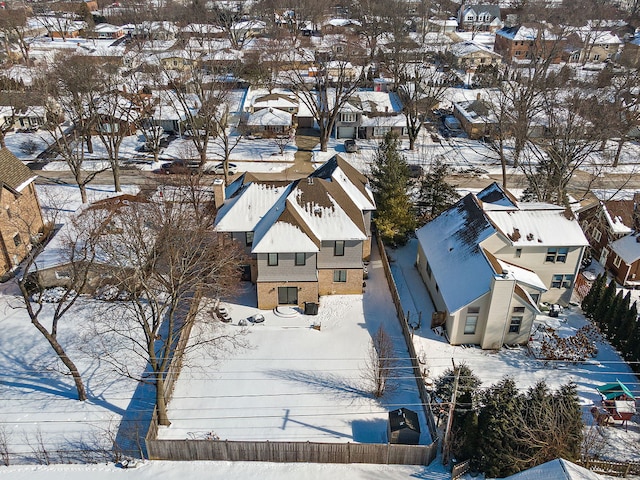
xmin=416 ymin=183 xmax=588 ymax=349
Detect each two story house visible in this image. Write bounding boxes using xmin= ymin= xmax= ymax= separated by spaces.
xmin=494 ymin=25 xmax=564 ymax=64
xmin=416 ymin=183 xmax=588 ymax=349
xmin=457 ymin=4 xmax=502 ymax=33
xmin=578 ymin=194 xmax=640 ymax=287
xmin=214 ymin=156 xmax=375 ymax=309
xmin=0 ymin=148 xmax=44 ymax=278
xmin=334 ymin=91 xmax=406 ymax=140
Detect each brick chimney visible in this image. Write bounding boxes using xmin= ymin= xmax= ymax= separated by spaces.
xmin=213 ymin=178 xmax=225 ymax=209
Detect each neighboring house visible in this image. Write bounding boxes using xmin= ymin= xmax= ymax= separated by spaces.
xmin=457 ymin=4 xmax=502 ymax=33
xmin=416 ymin=183 xmax=588 ymax=349
xmin=578 ymin=195 xmax=640 ymax=287
xmin=155 ymin=50 xmax=198 ymax=71
xmin=87 ymin=23 xmax=125 ymax=39
xmin=503 ymin=458 xmax=605 ymax=480
xmin=565 ymin=30 xmax=622 ymax=63
xmin=245 ymin=107 xmax=294 ymax=134
xmin=334 ymin=90 xmax=406 ymax=139
xmin=214 ymin=156 xmax=375 ymax=310
xmin=428 ymin=18 xmax=458 ymax=34
xmin=0 ymin=148 xmax=44 ymax=277
xmin=494 ymin=25 xmax=564 ymax=64
xmin=620 ymin=34 xmax=640 ymax=67
xmin=245 ymin=91 xmax=299 ymax=115
xmin=449 ymin=41 xmax=502 ymax=70
xmin=453 ymin=97 xmax=497 ymax=139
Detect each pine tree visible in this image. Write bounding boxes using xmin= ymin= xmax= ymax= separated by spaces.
xmin=622 ymin=302 xmax=639 ymax=359
xmin=416 ymin=159 xmax=460 ymax=223
xmin=593 ymin=279 xmax=617 ymax=331
xmin=610 ymin=291 xmax=631 ymax=342
xmin=477 ymin=377 xmax=523 ymax=478
xmin=370 ymin=132 xmax=416 ymax=245
xmin=581 ymin=273 xmax=605 ymax=318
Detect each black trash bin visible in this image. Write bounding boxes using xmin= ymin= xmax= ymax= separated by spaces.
xmin=304 ymin=302 xmax=318 ymax=315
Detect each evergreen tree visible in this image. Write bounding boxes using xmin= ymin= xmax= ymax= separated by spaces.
xmin=610 ymin=291 xmax=631 ymax=342
xmin=370 ymin=132 xmax=416 ymax=245
xmin=581 ymin=273 xmax=605 ymax=317
xmin=477 ymin=377 xmax=522 ymax=478
xmin=593 ymin=279 xmax=617 ymax=331
xmin=416 ymin=158 xmax=460 ymax=224
xmin=620 ymin=302 xmax=640 ymax=360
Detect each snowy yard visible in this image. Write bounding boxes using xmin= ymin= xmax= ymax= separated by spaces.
xmin=159 ymin=242 xmax=431 ymax=445
xmin=387 ymin=238 xmax=640 ymax=463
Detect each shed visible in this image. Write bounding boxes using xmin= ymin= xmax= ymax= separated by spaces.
xmin=388 ymin=407 xmax=420 ymax=445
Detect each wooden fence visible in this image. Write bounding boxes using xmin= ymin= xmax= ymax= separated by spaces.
xmin=144 ymin=237 xmax=440 ymax=465
xmin=146 ymin=438 xmax=436 ymax=465
xmin=375 ymin=234 xmax=440 ymax=443
xmin=578 ymin=458 xmax=640 ymax=477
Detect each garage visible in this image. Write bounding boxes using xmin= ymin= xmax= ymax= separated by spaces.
xmin=337 ymin=126 xmax=356 ymax=139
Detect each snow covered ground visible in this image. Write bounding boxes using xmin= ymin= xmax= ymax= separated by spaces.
xmin=159 ymin=242 xmax=430 ymax=445
xmin=387 ymin=238 xmax=640 ymax=464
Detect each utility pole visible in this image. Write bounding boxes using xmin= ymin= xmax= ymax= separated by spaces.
xmin=442 ymin=358 xmax=459 ymax=466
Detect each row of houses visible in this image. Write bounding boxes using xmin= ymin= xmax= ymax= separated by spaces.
xmin=3 ymin=142 xmax=638 ymax=351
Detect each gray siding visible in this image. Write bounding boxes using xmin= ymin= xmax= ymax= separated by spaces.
xmin=317 ymin=240 xmax=363 ymax=269
xmin=256 ymin=252 xmax=318 ymax=282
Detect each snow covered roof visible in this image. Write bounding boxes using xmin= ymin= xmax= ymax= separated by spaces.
xmin=251 ymin=93 xmax=298 ymax=112
xmin=497 ymin=26 xmax=538 ymax=41
xmin=215 ymin=181 xmax=292 ymax=232
xmin=503 ymin=458 xmax=604 ymax=480
xmin=416 ymin=193 xmax=497 ymax=313
xmin=496 ymin=259 xmax=547 ymax=292
xmin=215 ymin=158 xmax=372 ymax=253
xmin=360 ymin=114 xmax=407 ymax=127
xmin=610 ymin=233 xmax=640 ymax=264
xmin=576 ymin=29 xmax=622 ymax=45
xmin=600 ymin=199 xmax=636 ymax=235
xmin=246 ymin=107 xmax=292 ymax=127
xmin=450 ymin=41 xmax=500 ymax=58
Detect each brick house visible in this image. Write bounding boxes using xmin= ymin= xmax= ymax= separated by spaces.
xmin=494 ymin=25 xmax=564 ymax=64
xmin=214 ymin=156 xmax=375 ymax=310
xmin=578 ymin=194 xmax=640 ymax=287
xmin=0 ymin=148 xmax=44 ymax=277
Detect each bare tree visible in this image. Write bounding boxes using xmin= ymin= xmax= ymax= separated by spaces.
xmin=89 ymin=180 xmax=247 ymax=425
xmin=39 ymin=54 xmax=110 ymax=203
xmin=398 ymin=62 xmax=455 ymax=150
xmin=0 ymin=427 xmax=10 ymax=466
xmin=283 ymin=51 xmax=362 ymax=152
xmin=90 ymin=63 xmax=140 ymax=192
xmin=0 ymin=8 xmax=34 ymax=65
xmin=12 ymin=199 xmax=106 ymax=402
xmin=363 ymin=325 xmax=398 ymax=398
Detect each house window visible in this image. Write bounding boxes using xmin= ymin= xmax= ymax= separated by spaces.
xmin=13 ymin=233 xmax=22 ymax=247
xmin=333 ymin=269 xmax=347 ymax=282
xmin=546 ymin=247 xmax=568 ymax=263
xmin=593 ymin=54 xmax=600 ymax=61
xmin=515 ymin=248 xmax=522 ymax=258
xmin=513 ymin=306 xmax=525 ymax=313
xmin=373 ymin=126 xmax=391 ymax=137
xmin=334 ymin=240 xmax=345 ymax=256
xmin=509 ymin=316 xmax=523 ymax=333
xmin=341 ymin=113 xmax=357 ymax=123
xmin=613 ymin=255 xmax=622 ymax=268
xmin=295 ymin=253 xmax=306 ymax=266
xmin=55 ymin=270 xmax=71 ymax=280
xmin=464 ymin=307 xmax=479 ymax=334
xmin=551 ymin=274 xmax=574 ymax=288
xmin=267 ymin=253 xmax=278 ymax=266
xmin=515 ymin=50 xmax=522 ymax=56
xmin=245 ymin=231 xmax=254 ymax=246
xmin=592 ymin=228 xmax=602 ymax=242
xmin=426 ymin=260 xmax=432 ymax=278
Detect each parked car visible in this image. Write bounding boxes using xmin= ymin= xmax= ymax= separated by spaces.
xmin=344 ymin=139 xmax=358 ymax=153
xmin=211 ymin=162 xmax=238 ymax=175
xmin=160 ymin=160 xmax=200 ymax=174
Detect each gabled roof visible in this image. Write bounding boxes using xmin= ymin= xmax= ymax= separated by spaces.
xmin=310 ymin=155 xmax=375 ymax=211
xmin=461 ymin=4 xmax=501 ymax=19
xmin=246 ymin=107 xmax=292 ymax=127
xmin=600 ymin=198 xmax=637 ymax=234
xmin=610 ymin=233 xmax=640 ymax=264
xmin=0 ymin=147 xmax=37 ymax=193
xmin=504 ymin=458 xmax=604 ymax=480
xmin=416 ymin=193 xmax=497 ymax=313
